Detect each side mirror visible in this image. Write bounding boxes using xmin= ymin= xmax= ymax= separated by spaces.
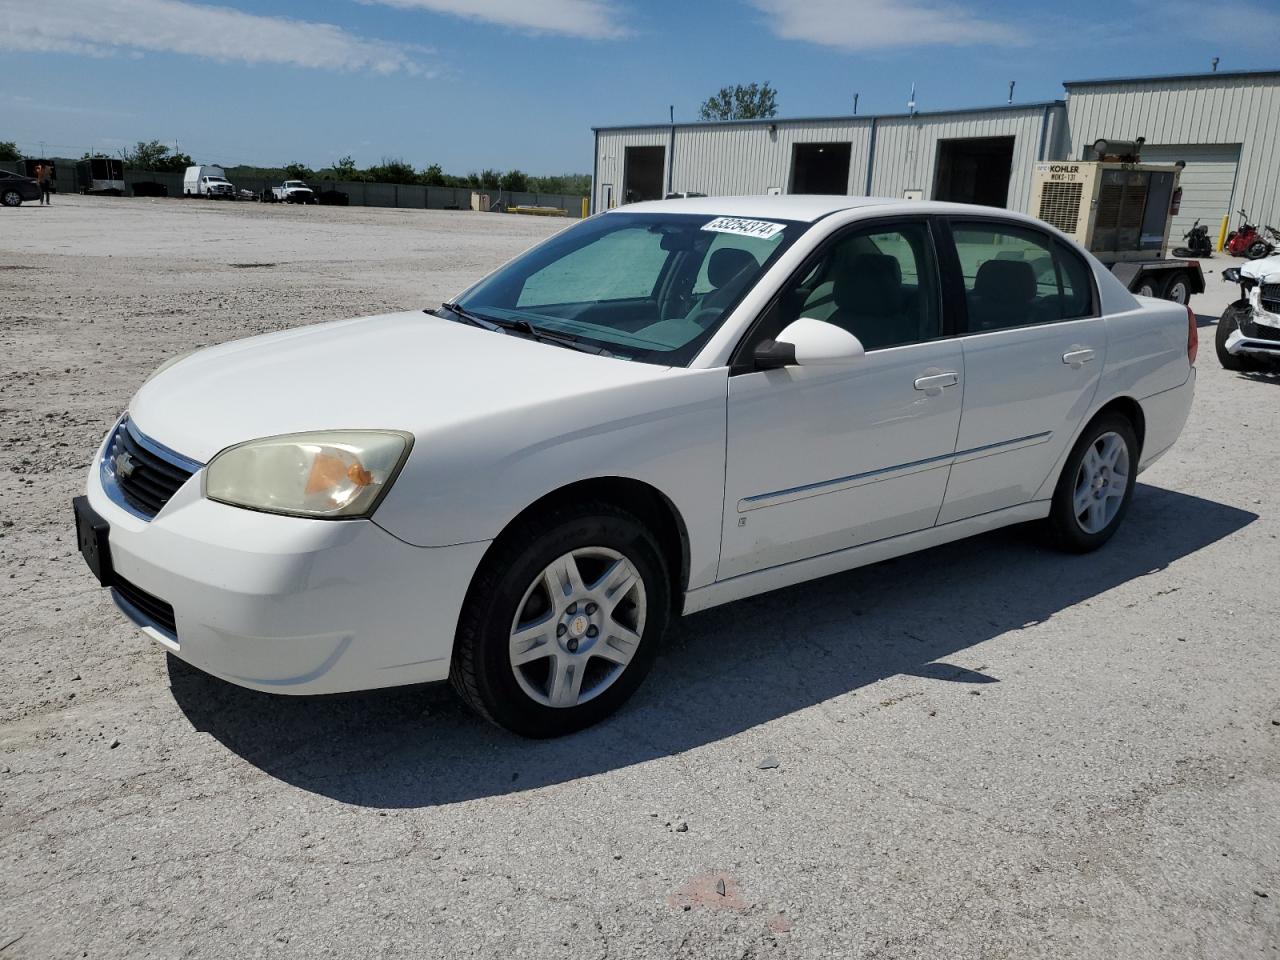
xmin=754 ymin=317 xmax=866 ymax=370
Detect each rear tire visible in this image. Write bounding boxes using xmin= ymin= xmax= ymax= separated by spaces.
xmin=1246 ymin=240 xmax=1271 ymax=260
xmin=1215 ymin=303 xmax=1255 ymax=371
xmin=1044 ymin=413 xmax=1138 ymax=553
xmin=450 ymin=501 xmax=670 ymax=738
xmin=1135 ymin=276 xmax=1159 ymax=298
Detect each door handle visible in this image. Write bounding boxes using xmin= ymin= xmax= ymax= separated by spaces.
xmin=913 ymin=371 xmax=959 ymax=395
xmin=1062 ymin=348 xmax=1095 ymax=368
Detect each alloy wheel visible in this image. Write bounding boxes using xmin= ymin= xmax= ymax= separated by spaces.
xmin=508 ymin=547 xmax=646 ymax=708
xmin=1072 ymin=431 xmax=1130 ymax=534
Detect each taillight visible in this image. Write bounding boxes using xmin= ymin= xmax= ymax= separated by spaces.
xmin=1171 ymin=187 xmax=1182 ymax=217
xmin=1186 ymin=304 xmax=1198 ymax=365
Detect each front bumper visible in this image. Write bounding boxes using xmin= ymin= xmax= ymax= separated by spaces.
xmin=83 ymin=431 xmax=489 ymax=695
xmin=1225 ymin=314 xmax=1280 ymax=358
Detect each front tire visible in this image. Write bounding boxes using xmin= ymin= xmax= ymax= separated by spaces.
xmin=1215 ymin=303 xmax=1256 ymax=371
xmin=1044 ymin=414 xmax=1138 ymax=553
xmin=450 ymin=502 xmax=670 ymax=738
xmin=2 ymin=190 xmax=22 ymax=207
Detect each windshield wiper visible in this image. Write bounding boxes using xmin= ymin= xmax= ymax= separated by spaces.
xmin=436 ymin=301 xmax=502 ymax=331
xmin=491 ymin=316 xmax=618 ymax=358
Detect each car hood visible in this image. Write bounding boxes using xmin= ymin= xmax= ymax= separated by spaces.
xmin=1241 ymin=255 xmax=1280 ymax=283
xmin=128 ymin=311 xmax=674 ymax=463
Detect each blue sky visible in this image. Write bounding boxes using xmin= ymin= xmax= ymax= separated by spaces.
xmin=1 ymin=0 xmax=1277 ymax=175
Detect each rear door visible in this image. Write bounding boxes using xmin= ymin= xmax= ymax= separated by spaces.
xmin=937 ymin=219 xmax=1105 ymax=524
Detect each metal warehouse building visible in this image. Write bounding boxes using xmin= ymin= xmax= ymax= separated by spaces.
xmin=592 ymin=68 xmax=1280 ymax=239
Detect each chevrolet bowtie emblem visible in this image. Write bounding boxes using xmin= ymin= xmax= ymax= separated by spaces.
xmin=114 ymin=450 xmax=136 ymax=479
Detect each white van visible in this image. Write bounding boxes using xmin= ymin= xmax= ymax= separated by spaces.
xmin=183 ymin=165 xmax=234 ymax=199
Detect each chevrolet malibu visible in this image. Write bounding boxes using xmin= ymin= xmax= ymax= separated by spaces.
xmin=75 ymin=197 xmax=1197 ymax=737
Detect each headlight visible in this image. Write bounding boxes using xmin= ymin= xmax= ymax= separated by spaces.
xmin=205 ymin=431 xmax=412 ymax=519
xmin=1222 ymin=267 xmax=1241 ymax=282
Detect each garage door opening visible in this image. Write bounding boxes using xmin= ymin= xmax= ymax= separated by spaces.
xmin=623 ymin=146 xmax=665 ymax=204
xmin=789 ymin=142 xmax=852 ymax=194
xmin=934 ymin=137 xmax=1016 ymax=207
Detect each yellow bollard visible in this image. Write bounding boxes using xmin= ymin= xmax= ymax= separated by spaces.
xmin=581 ymin=197 xmax=589 ymax=219
xmin=1218 ymin=214 xmax=1230 ymax=252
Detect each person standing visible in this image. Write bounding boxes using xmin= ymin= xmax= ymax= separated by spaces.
xmin=36 ymin=163 xmax=51 ymax=205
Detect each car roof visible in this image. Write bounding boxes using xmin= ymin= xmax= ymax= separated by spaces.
xmin=609 ymin=194 xmax=1047 ymax=226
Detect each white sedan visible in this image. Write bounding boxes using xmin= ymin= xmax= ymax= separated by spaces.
xmin=75 ymin=196 xmax=1197 ymax=737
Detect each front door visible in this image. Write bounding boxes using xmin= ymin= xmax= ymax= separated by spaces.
xmin=720 ymin=219 xmax=963 ymax=580
xmin=937 ymin=220 xmax=1107 ymax=524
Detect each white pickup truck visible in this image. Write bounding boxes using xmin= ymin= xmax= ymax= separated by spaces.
xmin=270 ymin=180 xmax=316 ymax=204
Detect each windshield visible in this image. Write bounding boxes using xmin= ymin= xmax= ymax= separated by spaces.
xmin=206 ymin=177 xmax=228 ymax=183
xmin=285 ymin=181 xmax=307 ymax=188
xmin=454 ymin=212 xmax=804 ymax=365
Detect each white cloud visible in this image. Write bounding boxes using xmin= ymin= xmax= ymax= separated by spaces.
xmin=365 ymin=0 xmax=627 ymax=39
xmin=0 ymin=0 xmax=429 ymax=74
xmin=746 ymin=0 xmax=1027 ymax=50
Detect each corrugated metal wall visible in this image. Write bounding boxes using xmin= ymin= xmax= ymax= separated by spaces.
xmin=667 ymin=120 xmax=873 ymax=197
xmin=1065 ymin=73 xmax=1280 ymax=227
xmin=869 ymin=106 xmax=1053 ymax=211
xmin=596 ymin=105 xmax=1064 ymax=213
xmin=592 ymin=128 xmax=669 ymax=211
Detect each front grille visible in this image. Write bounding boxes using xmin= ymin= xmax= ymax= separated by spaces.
xmin=113 ymin=576 xmax=177 ymax=637
xmin=1261 ymin=283 xmax=1280 ymax=315
xmin=103 ymin=419 xmax=199 ymax=519
xmin=1244 ymin=316 xmax=1280 ymax=342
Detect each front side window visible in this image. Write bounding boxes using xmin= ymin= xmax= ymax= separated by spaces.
xmin=742 ymin=220 xmax=941 ymax=359
xmin=951 ymin=222 xmax=1095 ymax=332
xmin=457 ymin=212 xmax=804 ymax=365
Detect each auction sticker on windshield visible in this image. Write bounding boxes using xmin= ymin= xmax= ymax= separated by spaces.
xmin=701 ymin=217 xmax=786 ymax=240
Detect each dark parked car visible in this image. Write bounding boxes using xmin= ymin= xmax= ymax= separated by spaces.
xmin=0 ymin=170 xmax=42 ymax=207
xmin=132 ymin=181 xmax=169 ymax=198
xmin=316 ymin=188 xmax=349 ymax=206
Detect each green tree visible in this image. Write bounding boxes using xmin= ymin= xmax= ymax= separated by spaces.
xmin=119 ymin=139 xmax=173 ymax=170
xmin=365 ymin=157 xmax=417 ymax=184
xmin=284 ymin=162 xmax=315 ymax=180
xmin=499 ymin=169 xmax=529 ymax=192
xmin=479 ymin=169 xmax=501 ymax=190
xmin=155 ymin=151 xmax=193 ymax=172
xmin=698 ymin=82 xmax=778 ymax=121
xmin=420 ymin=163 xmax=446 ymax=186
xmin=332 ymin=155 xmax=361 ymax=180
xmin=1 ymin=141 xmax=23 ymax=161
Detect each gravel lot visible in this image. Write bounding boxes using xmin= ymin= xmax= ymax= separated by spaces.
xmin=1 ymin=196 xmax=1277 ymax=960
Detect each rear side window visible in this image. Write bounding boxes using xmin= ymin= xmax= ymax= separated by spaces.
xmin=951 ymin=222 xmax=1095 ymax=332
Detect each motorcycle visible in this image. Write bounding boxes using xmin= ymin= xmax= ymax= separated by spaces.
xmin=1225 ymin=209 xmax=1277 ymax=260
xmin=1172 ymin=219 xmax=1213 ymax=258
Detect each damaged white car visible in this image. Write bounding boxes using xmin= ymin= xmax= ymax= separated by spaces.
xmin=1217 ymin=256 xmax=1280 ymax=370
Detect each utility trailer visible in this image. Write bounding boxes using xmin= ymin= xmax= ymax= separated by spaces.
xmin=1030 ymin=138 xmax=1204 ymax=305
xmin=75 ymin=157 xmax=125 ymax=196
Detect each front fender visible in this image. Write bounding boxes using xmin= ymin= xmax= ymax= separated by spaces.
xmin=371 ymin=368 xmax=729 ymax=590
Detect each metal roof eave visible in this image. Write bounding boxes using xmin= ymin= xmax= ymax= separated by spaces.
xmin=1064 ymin=68 xmax=1280 ymax=88
xmin=592 ymin=100 xmax=1066 ymax=133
